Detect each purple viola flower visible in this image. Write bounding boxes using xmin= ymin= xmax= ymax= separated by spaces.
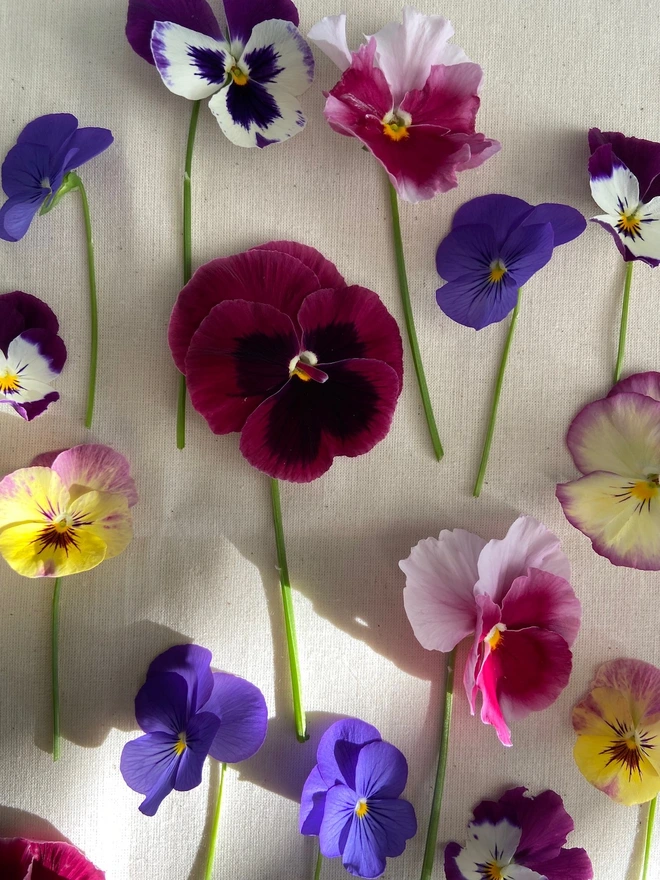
xmin=126 ymin=0 xmax=314 ymax=148
xmin=0 ymin=291 xmax=67 ymax=420
xmin=120 ymin=644 xmax=267 ymax=816
xmin=435 ymin=194 xmax=586 ymax=330
xmin=445 ymin=787 xmax=593 ymax=880
xmin=300 ymin=718 xmax=417 ymax=878
xmin=588 ymin=128 xmax=660 ymax=266
xmin=0 ymin=114 xmax=113 ymax=243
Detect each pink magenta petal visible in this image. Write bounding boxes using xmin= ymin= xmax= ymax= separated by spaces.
xmin=609 ymin=370 xmax=660 ymax=402
xmin=168 ymin=249 xmax=321 ymax=373
xmin=475 ymin=516 xmax=570 ymax=605
xmin=239 ymin=358 xmax=400 ymax=482
xmin=0 ymin=838 xmax=105 ymax=879
xmin=400 ymin=528 xmax=486 ymax=652
xmin=464 ymin=593 xmax=502 ymax=716
xmin=250 ymin=241 xmax=345 ymax=289
xmin=185 ymin=300 xmax=299 ymax=434
xmin=47 ymin=444 xmax=137 ymax=507
xmin=399 ymin=63 xmax=483 ymax=130
xmin=297 ymin=286 xmax=403 ymax=389
xmin=326 ymin=39 xmax=393 ymax=120
xmin=500 ymin=568 xmax=582 ymax=647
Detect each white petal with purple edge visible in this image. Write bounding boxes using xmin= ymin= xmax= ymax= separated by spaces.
xmin=455 ymin=819 xmax=523 ymax=880
xmin=594 ymin=196 xmax=660 ymax=259
xmin=503 ymin=866 xmax=545 ymax=879
xmin=151 ymin=22 xmax=231 ymax=100
xmin=209 ymin=84 xmax=306 ymax=148
xmin=5 ymin=333 xmax=61 ymax=383
xmin=307 ymin=14 xmax=352 ymax=71
xmin=590 ymin=158 xmax=639 ymax=216
xmin=239 ymin=20 xmax=314 ymax=96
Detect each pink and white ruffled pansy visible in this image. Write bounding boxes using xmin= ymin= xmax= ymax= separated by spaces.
xmin=589 ymin=128 xmax=660 ymax=265
xmin=400 ymin=515 xmax=581 ymax=746
xmin=308 ymin=7 xmax=500 ymax=202
xmin=557 ymin=371 xmax=660 ymax=570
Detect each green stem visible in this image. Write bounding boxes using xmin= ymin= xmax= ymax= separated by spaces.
xmin=473 ymin=290 xmax=522 ymax=497
xmin=177 ymin=99 xmax=202 ymax=450
xmin=67 ymin=174 xmax=98 ymax=430
xmin=203 ymin=761 xmax=227 ymax=880
xmin=641 ymin=796 xmax=657 ymax=880
xmin=270 ymin=478 xmax=308 ymax=742
xmin=614 ymin=261 xmax=634 ymax=384
xmin=51 ymin=577 xmax=62 ymax=762
xmin=313 ymin=847 xmax=323 ymax=880
xmin=388 ymin=182 xmax=443 ymax=461
xmin=420 ymin=648 xmax=456 ymax=880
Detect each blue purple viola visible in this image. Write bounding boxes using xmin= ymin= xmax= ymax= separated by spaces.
xmin=435 ymin=194 xmax=586 ymax=330
xmin=126 ymin=0 xmax=314 ymax=148
xmin=120 ymin=644 xmax=267 ymax=816
xmin=300 ymin=718 xmax=417 ymax=879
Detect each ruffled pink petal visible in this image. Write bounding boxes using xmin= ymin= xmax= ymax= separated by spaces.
xmin=609 ymin=370 xmax=660 ymax=402
xmin=400 ymin=528 xmax=486 ymax=652
xmin=47 ymin=445 xmax=137 ymax=507
xmin=168 ymin=249 xmax=321 ymax=373
xmin=0 ymin=837 xmax=32 ymax=879
xmin=399 ymin=63 xmax=483 ymax=130
xmin=475 ymin=643 xmax=513 ymax=746
xmin=500 ymin=568 xmax=581 ymax=647
xmin=250 ymin=241 xmax=345 ymax=290
xmin=0 ymin=839 xmax=105 ymax=880
xmin=475 ymin=516 xmax=570 ymax=606
xmin=325 ymin=40 xmax=393 ymax=128
xmin=464 ymin=593 xmax=501 ymax=718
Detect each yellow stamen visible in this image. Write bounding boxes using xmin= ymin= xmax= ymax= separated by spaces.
xmin=485 ymin=623 xmax=506 ymax=651
xmin=355 ymin=798 xmax=369 ymax=818
xmin=0 ymin=371 xmax=20 ymax=394
xmin=230 ymin=67 xmax=248 ymax=86
xmin=292 ymin=367 xmax=313 ymax=382
xmin=488 ymin=260 xmax=507 ymax=283
xmin=383 ymin=121 xmax=409 ymax=141
xmin=629 ymin=480 xmax=659 ymax=503
xmin=174 ymin=733 xmax=187 ymax=756
xmin=484 ymin=864 xmax=504 ymax=880
xmin=616 ymin=210 xmax=642 ymax=240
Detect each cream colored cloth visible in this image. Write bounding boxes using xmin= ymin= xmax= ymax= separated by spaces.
xmin=1 ymin=0 xmax=659 ymax=877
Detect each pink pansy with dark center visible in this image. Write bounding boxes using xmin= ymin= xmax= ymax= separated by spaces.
xmin=169 ymin=241 xmax=403 ymax=482
xmin=308 ymin=7 xmax=500 ymax=202
xmin=400 ymin=516 xmax=581 ymax=745
xmin=0 ymin=838 xmax=104 ymax=880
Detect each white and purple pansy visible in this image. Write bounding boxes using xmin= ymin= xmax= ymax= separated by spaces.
xmin=588 ymin=128 xmax=660 ymax=265
xmin=0 ymin=291 xmax=66 ymax=421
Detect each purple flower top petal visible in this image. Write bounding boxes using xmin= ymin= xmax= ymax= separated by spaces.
xmin=16 ymin=114 xmax=78 ymax=154
xmin=58 ymin=128 xmax=114 ymax=175
xmin=147 ymin=644 xmax=214 ymax=713
xmin=205 ymin=671 xmax=268 ymax=763
xmin=316 ymin=718 xmax=381 ymax=789
xmin=521 ymin=203 xmax=586 ymax=246
xmin=300 ymin=765 xmax=327 ymax=835
xmin=126 ymin=0 xmax=221 ymax=64
xmin=0 ymin=291 xmax=59 ymax=354
xmin=589 ymin=127 xmax=660 ymax=200
xmin=354 ymin=740 xmax=408 ymax=800
xmin=451 ymin=193 xmax=533 ymax=246
xmin=609 ymin=370 xmax=660 ymax=401
xmin=2 ymin=143 xmax=53 ymax=200
xmin=135 ymin=670 xmax=190 ymax=734
xmin=250 ymin=240 xmax=345 ymax=289
xmin=47 ymin=444 xmax=138 ymax=508
xmin=223 ymin=0 xmax=300 ymax=49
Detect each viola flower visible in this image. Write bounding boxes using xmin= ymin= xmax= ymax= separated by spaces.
xmin=127 ymin=0 xmax=314 ymax=147
xmin=445 ymin=787 xmax=593 ymax=880
xmin=308 ymin=8 xmax=500 ymax=203
xmin=0 ymin=113 xmax=112 ymax=243
xmin=436 ymin=194 xmax=586 ymax=330
xmin=0 ymin=837 xmax=104 ymax=879
xmin=0 ymin=444 xmax=137 ymax=578
xmin=401 ymin=515 xmax=580 ymax=745
xmin=0 ymin=291 xmax=67 ymax=420
xmin=169 ymin=241 xmax=403 ymax=482
xmin=299 ymin=718 xmax=417 ymax=878
xmin=556 ymin=371 xmax=660 ymax=569
xmin=121 ymin=643 xmax=267 ymax=815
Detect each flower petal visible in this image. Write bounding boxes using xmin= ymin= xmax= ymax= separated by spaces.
xmin=594 ymin=197 xmax=660 ymax=262
xmin=251 ymin=241 xmax=345 ymax=289
xmin=354 ymin=740 xmax=408 ymax=800
xmin=239 ymin=358 xmax=400 ymax=482
xmin=185 ymin=300 xmax=298 ymax=434
xmin=589 ymin=143 xmax=639 ymax=217
xmin=174 ymin=710 xmax=221 ymax=790
xmin=0 ymin=291 xmax=59 ymax=353
xmin=126 ymin=0 xmax=221 ymax=64
xmin=436 ymin=223 xmax=497 ymax=283
xmin=399 ymin=62 xmax=483 ymax=130
xmin=573 ymin=733 xmax=660 ymax=806
xmin=319 ymin=784 xmax=354 ymax=859
xmin=147 ymin=644 xmax=214 ymax=714
xmin=436 ymin=270 xmax=519 ymax=330
xmin=1 ymin=392 xmax=60 ymax=422
xmin=209 ymin=81 xmax=307 ymax=148
xmin=1 ymin=142 xmax=53 ymax=199
xmin=521 ymin=203 xmax=586 ymax=246
xmin=16 ymin=113 xmax=78 ymax=156
xmin=6 ymin=329 xmax=66 ymax=383
xmin=511 ymin=789 xmax=576 ymax=867
xmin=0 ymin=839 xmax=105 ymax=880
xmin=500 ymin=568 xmax=581 ymax=647
xmin=609 ymin=370 xmax=660 ymax=402
xmin=316 ymin=718 xmax=381 ymax=789
xmin=49 ymin=444 xmax=138 ymax=507
xmin=589 ymin=127 xmax=660 ymax=201
xmin=324 ymin=40 xmax=393 ymax=126
xmin=59 ymin=127 xmax=114 ymax=175
xmin=66 ymin=489 xmax=133 ymax=561
xmin=151 ymin=22 xmax=231 ymax=99
xmin=224 ymin=0 xmax=300 ymax=51
xmin=400 ymin=529 xmax=485 ymax=652
xmin=454 ymin=819 xmax=522 ymax=878
xmin=0 ymin=466 xmax=66 ymax=527
xmin=300 ymin=766 xmax=328 ymax=835
xmin=239 ymin=19 xmax=312 ymax=95
xmin=475 ymin=516 xmax=570 ymax=605
xmin=120 ymin=731 xmax=180 ymax=814
xmin=0 ymin=520 xmax=106 ymax=578
xmin=205 ymin=671 xmax=268 ymax=763
xmin=573 ymin=658 xmax=660 ymax=736
xmin=0 ymin=192 xmax=46 ymax=242
xmin=135 ymin=670 xmax=189 ymax=734
xmin=451 ymin=194 xmax=533 ymax=245
xmin=340 ymin=795 xmax=416 ymax=878
xmin=525 ymin=847 xmax=593 ymax=880
xmin=307 ymin=14 xmax=352 ymax=71
xmin=498 ymin=222 xmax=555 ymax=287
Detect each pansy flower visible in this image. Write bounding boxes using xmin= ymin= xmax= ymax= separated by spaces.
xmin=0 ymin=291 xmax=67 ymax=420
xmin=299 ymin=718 xmax=417 ymax=878
xmin=556 ymin=371 xmax=660 ymax=570
xmin=445 ymin=787 xmax=593 ymax=880
xmin=435 ymin=194 xmax=586 ymax=494
xmin=0 ymin=837 xmax=104 ymax=879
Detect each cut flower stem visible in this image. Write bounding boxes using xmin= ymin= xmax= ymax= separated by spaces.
xmin=270 ymin=478 xmax=308 ymax=742
xmin=51 ymin=577 xmax=62 ymax=762
xmin=473 ymin=289 xmax=522 ymax=497
xmin=614 ymin=261 xmax=634 ymax=384
xmin=203 ymin=760 xmax=227 ymax=880
xmin=313 ymin=847 xmax=323 ymax=880
xmin=177 ymin=99 xmax=202 ymax=450
xmin=642 ymin=796 xmax=656 ymax=880
xmin=388 ymin=181 xmax=443 ymax=461
xmin=420 ymin=647 xmax=456 ymax=880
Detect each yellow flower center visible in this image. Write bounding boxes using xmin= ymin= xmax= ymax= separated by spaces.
xmin=483 ymin=864 xmax=504 ymax=880
xmin=289 ymin=351 xmax=318 ymax=382
xmin=383 ymin=120 xmax=409 ymax=141
xmin=616 ymin=209 xmax=643 ymax=240
xmin=488 ymin=260 xmax=507 ymax=283
xmin=600 ymin=721 xmax=656 ymax=781
xmin=230 ymin=67 xmax=248 ymax=86
xmin=615 ymin=476 xmax=660 ymax=512
xmin=355 ymin=798 xmax=369 ymax=818
xmin=0 ymin=371 xmax=21 ymax=394
xmin=174 ymin=733 xmax=187 ymax=756
xmin=485 ymin=623 xmax=506 ymax=651
xmin=34 ymin=514 xmax=82 ymax=553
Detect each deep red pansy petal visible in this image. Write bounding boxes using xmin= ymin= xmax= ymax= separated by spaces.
xmin=399 ymin=63 xmax=482 ymax=132
xmin=185 ymin=300 xmax=298 ymax=434
xmin=168 ymin=249 xmax=320 ymax=372
xmin=500 ymin=569 xmax=581 ymax=647
xmin=327 ymin=40 xmax=393 ymax=122
xmin=298 ymin=286 xmax=404 ymax=389
xmin=239 ymin=358 xmax=400 ymax=482
xmin=250 ymin=241 xmax=345 ymax=290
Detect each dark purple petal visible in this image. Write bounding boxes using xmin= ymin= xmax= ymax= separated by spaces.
xmin=6 ymin=391 xmax=59 ymax=421
xmin=525 ymin=847 xmax=594 ymax=880
xmin=500 ymin=222 xmax=555 ymax=285
xmin=300 ymin=766 xmax=328 ymax=835
xmin=444 ymin=841 xmax=465 ymax=880
xmin=436 ymin=271 xmax=519 ymax=330
xmin=0 ymin=291 xmax=59 ymax=353
xmin=16 ymin=113 xmax=78 ymax=154
xmin=18 ymin=328 xmax=67 ymax=375
xmin=451 ymin=194 xmax=533 ymax=246
xmin=319 ymin=785 xmax=354 ymax=859
xmin=147 ymin=644 xmax=214 ymax=714
xmin=174 ymin=711 xmax=221 ymax=790
xmin=509 ymin=788 xmax=574 ymax=863
xmin=354 ymin=741 xmax=408 ymax=800
xmin=126 ymin=0 xmax=221 ymax=64
xmin=223 ymin=0 xmax=299 ymax=47
xmin=2 ymin=142 xmax=53 ymax=199
xmin=436 ymin=223 xmax=498 ymax=282
xmin=0 ymin=192 xmax=46 ymax=242
xmin=316 ymin=718 xmax=381 ymax=789
xmin=58 ymin=127 xmax=114 ymax=175
xmin=339 ymin=796 xmax=416 ymax=878
xmin=120 ymin=730 xmax=180 ymax=815
xmin=185 ymin=300 xmax=298 ymax=434
xmin=589 ymin=127 xmax=660 ymax=200
xmin=239 ymin=358 xmax=400 ymax=482
xmin=205 ymin=671 xmax=268 ymax=763
xmin=521 ymin=203 xmax=586 ymax=246
xmin=224 ymin=79 xmax=282 ymax=132
xmin=250 ymin=241 xmax=345 ymax=289
xmin=135 ymin=671 xmax=189 ymax=734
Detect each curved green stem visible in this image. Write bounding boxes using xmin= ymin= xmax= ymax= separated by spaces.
xmin=51 ymin=577 xmax=63 ymax=762
xmin=420 ymin=648 xmax=456 ymax=880
xmin=641 ymin=796 xmax=657 ymax=880
xmin=614 ymin=261 xmax=634 ymax=384
xmin=313 ymin=847 xmax=323 ymax=880
xmin=203 ymin=761 xmax=227 ymax=880
xmin=388 ymin=182 xmax=443 ymax=461
xmin=177 ymin=99 xmax=202 ymax=450
xmin=473 ymin=290 xmax=522 ymax=497
xmin=270 ymin=478 xmax=308 ymax=742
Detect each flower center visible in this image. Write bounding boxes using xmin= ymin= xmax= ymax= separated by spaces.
xmin=0 ymin=371 xmax=21 ymax=394
xmin=355 ymin=797 xmax=369 ymax=818
xmin=600 ymin=717 xmax=656 ymax=781
xmin=615 ymin=476 xmax=659 ymax=511
xmin=488 ymin=260 xmax=508 ymax=283
xmin=230 ymin=66 xmax=249 ymax=86
xmin=382 ymin=110 xmax=412 ymax=141
xmin=616 ymin=208 xmax=643 ymax=240
xmin=34 ymin=514 xmax=81 ymax=554
xmin=485 ymin=623 xmax=506 ymax=651
xmin=288 ymin=351 xmax=329 ymax=384
xmin=174 ymin=732 xmax=187 ymax=756
xmin=481 ymin=863 xmax=504 ymax=880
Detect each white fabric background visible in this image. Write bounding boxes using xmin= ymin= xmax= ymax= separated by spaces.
xmin=1 ymin=0 xmax=659 ymax=877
